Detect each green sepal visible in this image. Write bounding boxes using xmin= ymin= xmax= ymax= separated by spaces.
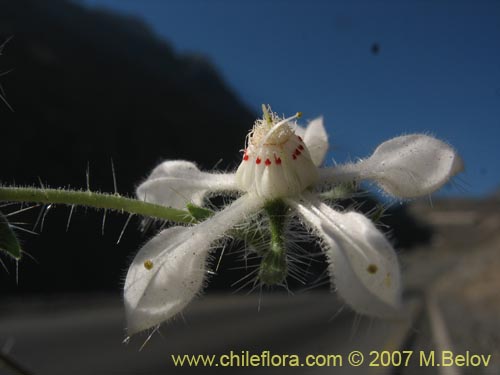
xmin=320 ymin=181 xmax=357 ymax=201
xmin=369 ymin=203 xmax=387 ymax=223
xmin=186 ymin=203 xmax=214 ymax=221
xmin=0 ymin=211 xmax=22 ymax=260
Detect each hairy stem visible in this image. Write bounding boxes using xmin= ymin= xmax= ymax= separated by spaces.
xmin=0 ymin=186 xmax=193 ymax=224
xmin=259 ymin=199 xmax=289 ymax=285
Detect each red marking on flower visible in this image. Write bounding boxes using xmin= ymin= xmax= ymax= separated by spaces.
xmin=298 ymin=145 xmax=304 ymax=151
xmin=292 ymin=154 xmax=297 ymax=160
xmin=294 ymin=148 xmax=302 ymax=156
xmin=298 ymin=136 xmax=303 ymax=142
xmin=243 ymin=154 xmax=249 ymax=161
xmin=256 ymin=157 xmax=262 ymax=165
xmin=265 ymin=158 xmax=271 ymax=166
xmin=275 ymin=156 xmax=282 ymax=165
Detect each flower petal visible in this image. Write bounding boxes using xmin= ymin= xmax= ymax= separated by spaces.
xmin=289 ymin=196 xmax=401 ymax=317
xmin=294 ymin=117 xmax=329 ymax=166
xmin=303 ymin=117 xmax=329 ymax=166
xmin=320 ymin=134 xmax=463 ymax=198
xmin=136 ymin=160 xmax=238 ymax=210
xmin=124 ymin=193 xmax=263 ymax=335
xmin=124 ymin=226 xmax=207 ymax=335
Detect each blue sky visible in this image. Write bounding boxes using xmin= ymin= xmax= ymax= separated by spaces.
xmin=82 ymin=0 xmax=500 ymax=197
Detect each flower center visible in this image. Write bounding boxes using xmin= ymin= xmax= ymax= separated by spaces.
xmin=235 ymin=105 xmax=319 ymax=199
xmin=248 ymin=115 xmax=294 ymax=147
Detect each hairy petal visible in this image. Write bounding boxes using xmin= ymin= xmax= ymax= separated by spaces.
xmin=124 ymin=226 xmax=206 ymax=335
xmin=136 ymin=160 xmax=238 ymax=210
xmin=124 ymin=194 xmax=263 ymax=335
xmin=294 ymin=117 xmax=329 ymax=166
xmin=289 ymin=196 xmax=401 ymax=317
xmin=319 ymin=134 xmax=464 ymax=198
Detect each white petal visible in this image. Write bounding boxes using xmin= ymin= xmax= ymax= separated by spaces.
xmin=320 ymin=134 xmax=464 ymax=198
xmin=293 ymin=124 xmax=305 ymax=139
xmin=124 ymin=193 xmax=263 ymax=335
xmin=293 ymin=117 xmax=329 ymax=166
xmin=303 ymin=117 xmax=329 ymax=166
xmin=137 ymin=160 xmax=238 ymax=210
xmin=289 ymin=196 xmax=401 ymax=317
xmin=124 ymin=226 xmax=207 ymax=335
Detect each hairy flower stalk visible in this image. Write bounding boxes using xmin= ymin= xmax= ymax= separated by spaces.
xmin=259 ymin=199 xmax=289 ymax=285
xmin=0 ymin=186 xmax=194 ymax=223
xmin=123 ymin=104 xmax=464 ymax=336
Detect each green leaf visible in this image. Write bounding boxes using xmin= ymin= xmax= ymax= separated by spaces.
xmin=0 ymin=211 xmax=22 ymax=260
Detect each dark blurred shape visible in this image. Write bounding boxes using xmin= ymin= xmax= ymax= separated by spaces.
xmin=0 ymin=292 xmax=421 ymax=375
xmin=403 ymin=197 xmax=500 ymax=367
xmin=371 ymin=42 xmax=380 ymax=55
xmin=0 ymin=36 xmax=14 ymax=111
xmin=0 ymin=0 xmax=254 ymax=294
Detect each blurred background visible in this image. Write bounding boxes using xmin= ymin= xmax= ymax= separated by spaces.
xmin=0 ymin=0 xmax=499 ymax=374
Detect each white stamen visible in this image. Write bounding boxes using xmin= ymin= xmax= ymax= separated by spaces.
xmin=260 ymin=112 xmax=302 ymax=147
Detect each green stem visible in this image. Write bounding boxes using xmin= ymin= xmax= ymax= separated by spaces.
xmin=0 ymin=186 xmax=194 ymax=224
xmin=259 ymin=199 xmax=289 ymax=285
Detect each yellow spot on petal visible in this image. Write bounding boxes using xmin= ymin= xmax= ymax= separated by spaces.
xmin=385 ymin=272 xmax=392 ymax=287
xmin=144 ymin=260 xmax=154 ymax=270
xmin=367 ymin=264 xmax=378 ymax=274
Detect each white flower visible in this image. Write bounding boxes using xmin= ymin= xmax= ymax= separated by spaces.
xmin=125 ymin=106 xmax=463 ymax=335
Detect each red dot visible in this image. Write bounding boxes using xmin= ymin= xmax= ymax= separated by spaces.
xmin=256 ymin=157 xmax=262 ymax=165
xmin=275 ymin=157 xmax=282 ymax=165
xmin=292 ymin=154 xmax=297 ymax=160
xmin=294 ymin=149 xmax=302 ymax=156
xmin=243 ymin=154 xmax=249 ymax=161
xmin=298 ymin=145 xmax=304 ymax=151
xmin=265 ymin=158 xmax=271 ymax=166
